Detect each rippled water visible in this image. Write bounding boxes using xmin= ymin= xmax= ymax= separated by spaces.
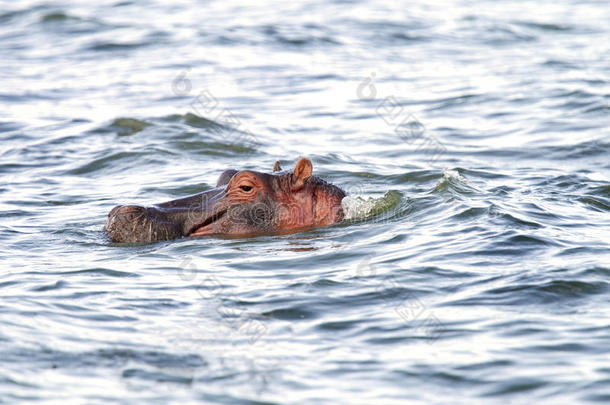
xmin=1 ymin=0 xmax=609 ymax=403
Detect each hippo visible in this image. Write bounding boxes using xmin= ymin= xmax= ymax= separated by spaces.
xmin=104 ymin=158 xmax=346 ymax=243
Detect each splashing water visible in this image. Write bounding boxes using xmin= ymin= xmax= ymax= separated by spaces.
xmin=341 ymin=191 xmax=403 ymax=221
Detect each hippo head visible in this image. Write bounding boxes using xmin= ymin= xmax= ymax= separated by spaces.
xmin=104 ymin=158 xmax=346 ymax=243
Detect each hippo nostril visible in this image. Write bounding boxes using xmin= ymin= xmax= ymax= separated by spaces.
xmin=106 ymin=205 xmax=146 ymax=231
xmin=108 ymin=205 xmax=123 ymax=218
xmin=118 ymin=205 xmax=145 ymax=215
xmin=107 ymin=204 xmax=145 ymax=220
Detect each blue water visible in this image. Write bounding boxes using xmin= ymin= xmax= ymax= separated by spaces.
xmin=1 ymin=0 xmax=609 ymax=403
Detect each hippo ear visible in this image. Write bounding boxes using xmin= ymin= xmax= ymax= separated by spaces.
xmin=291 ymin=157 xmax=312 ymax=190
xmin=273 ymin=161 xmax=282 ymax=172
xmin=216 ymin=169 xmax=238 ymax=187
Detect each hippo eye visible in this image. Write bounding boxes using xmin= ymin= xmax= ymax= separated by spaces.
xmin=239 ymin=185 xmax=253 ymax=192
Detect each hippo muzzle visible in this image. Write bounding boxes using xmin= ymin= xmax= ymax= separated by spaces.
xmin=104 ymin=186 xmax=227 ymax=243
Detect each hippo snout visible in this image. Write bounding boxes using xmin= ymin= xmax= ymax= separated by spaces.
xmin=105 ymin=204 xmax=182 ymax=243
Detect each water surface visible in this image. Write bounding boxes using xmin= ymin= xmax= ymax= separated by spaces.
xmin=1 ymin=0 xmax=609 ymax=403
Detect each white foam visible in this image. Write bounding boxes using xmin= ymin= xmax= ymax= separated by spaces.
xmin=341 ymin=196 xmax=380 ymax=220
xmin=442 ymin=168 xmax=467 ymax=183
xmin=341 ymin=191 xmax=402 ymax=221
